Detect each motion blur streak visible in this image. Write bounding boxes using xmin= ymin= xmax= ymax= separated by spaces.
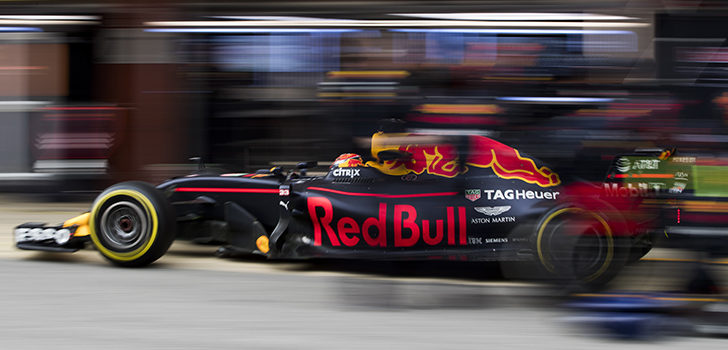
xmin=391 ymin=13 xmax=639 ymax=21
xmin=144 ymin=20 xmax=650 ymax=28
xmin=2 ymin=0 xmax=728 ymax=347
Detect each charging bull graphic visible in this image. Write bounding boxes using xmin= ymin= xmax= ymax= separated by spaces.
xmin=365 ymin=132 xmax=560 ymax=187
xmin=467 ymin=136 xmax=560 ymax=187
xmin=366 ymin=142 xmax=461 ymax=178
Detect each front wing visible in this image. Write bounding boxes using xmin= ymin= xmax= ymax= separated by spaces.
xmin=14 ymin=213 xmax=91 ymax=252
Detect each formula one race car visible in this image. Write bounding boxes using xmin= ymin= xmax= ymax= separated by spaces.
xmin=14 ymin=131 xmax=659 ymax=285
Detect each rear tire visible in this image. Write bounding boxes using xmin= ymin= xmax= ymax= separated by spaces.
xmin=536 ymin=206 xmax=627 ymax=289
xmin=89 ymin=181 xmax=176 ymax=267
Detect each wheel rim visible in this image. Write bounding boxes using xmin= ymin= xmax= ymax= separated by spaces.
xmin=537 ymin=208 xmax=613 ymax=281
xmin=90 ymin=188 xmax=160 ymax=262
xmin=99 ymin=200 xmax=150 ymax=251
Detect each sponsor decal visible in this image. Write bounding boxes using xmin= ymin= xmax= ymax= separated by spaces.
xmin=671 ymin=156 xmax=696 ymax=164
xmin=669 ymin=182 xmax=686 ymax=194
xmin=603 ymin=182 xmax=660 ymax=197
xmin=15 ymin=227 xmax=72 ymax=245
xmin=332 ymin=168 xmax=361 ymax=178
xmin=401 ymin=173 xmax=418 ymax=182
xmin=471 ymin=206 xmax=515 ymax=224
xmin=616 ymin=157 xmax=631 ymax=172
xmin=474 ymin=206 xmax=511 ymax=216
xmin=365 ymin=132 xmax=560 ymax=187
xmin=471 ymin=216 xmax=516 ymax=224
xmin=307 ymin=197 xmax=467 ymax=247
xmin=632 ymin=159 xmax=659 ymax=170
xmin=279 ymin=201 xmax=289 ymax=210
xmin=467 ymin=237 xmax=509 ymax=245
xmin=465 ymin=189 xmax=481 ymax=202
xmin=481 ymin=189 xmax=559 ymax=201
xmin=468 ymin=237 xmax=483 ymax=245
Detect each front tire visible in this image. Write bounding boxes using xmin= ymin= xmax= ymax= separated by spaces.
xmin=89 ymin=181 xmax=176 ymax=267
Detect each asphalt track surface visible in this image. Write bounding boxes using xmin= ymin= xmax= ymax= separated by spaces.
xmin=1 ymin=195 xmax=727 ymax=349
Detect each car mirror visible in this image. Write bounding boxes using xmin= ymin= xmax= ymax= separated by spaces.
xmin=377 ymin=150 xmax=412 ymax=162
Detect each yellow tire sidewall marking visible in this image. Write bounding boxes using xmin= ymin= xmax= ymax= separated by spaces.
xmin=536 ymin=207 xmax=614 ymax=282
xmin=89 ymin=189 xmax=159 ymax=262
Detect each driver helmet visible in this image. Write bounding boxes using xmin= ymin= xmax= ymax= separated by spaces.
xmin=331 ymin=153 xmax=363 ymax=169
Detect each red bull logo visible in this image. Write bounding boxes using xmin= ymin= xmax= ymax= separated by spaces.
xmin=365 ymin=132 xmax=560 ymax=187
xmin=308 ymin=197 xmax=467 ymax=247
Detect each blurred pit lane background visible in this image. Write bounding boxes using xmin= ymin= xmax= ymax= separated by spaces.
xmin=4 ymin=0 xmax=728 ymax=346
xmin=2 ymin=0 xmax=728 ymax=191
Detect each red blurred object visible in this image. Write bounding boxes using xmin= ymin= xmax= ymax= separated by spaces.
xmin=31 ymin=106 xmax=128 ymax=174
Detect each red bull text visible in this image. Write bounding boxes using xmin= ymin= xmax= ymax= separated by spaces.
xmin=307 ymin=197 xmax=467 ymax=247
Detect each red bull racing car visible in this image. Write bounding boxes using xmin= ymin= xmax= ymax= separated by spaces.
xmin=14 ymin=132 xmax=657 ymax=285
